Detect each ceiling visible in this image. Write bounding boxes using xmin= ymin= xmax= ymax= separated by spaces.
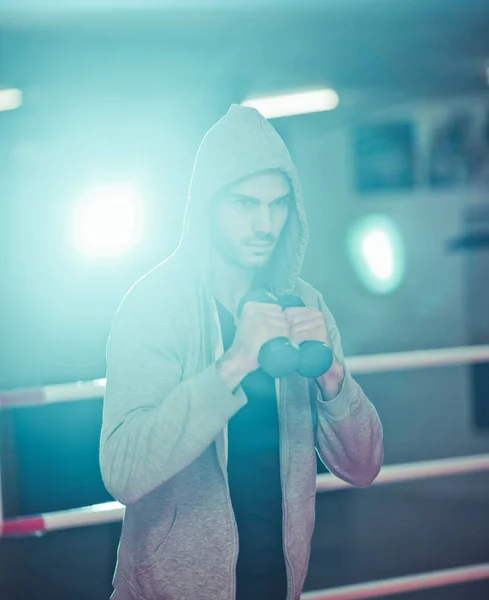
xmin=1 ymin=0 xmax=488 ymax=114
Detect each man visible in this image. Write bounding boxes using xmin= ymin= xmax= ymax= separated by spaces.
xmin=100 ymin=104 xmax=383 ymax=600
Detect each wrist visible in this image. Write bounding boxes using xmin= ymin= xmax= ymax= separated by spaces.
xmin=216 ymin=347 xmax=257 ymax=392
xmin=317 ymin=356 xmax=345 ymax=400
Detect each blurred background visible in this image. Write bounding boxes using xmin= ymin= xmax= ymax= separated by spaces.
xmin=1 ymin=1 xmax=489 ymax=598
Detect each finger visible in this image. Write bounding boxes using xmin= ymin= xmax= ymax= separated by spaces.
xmin=266 ymin=323 xmax=291 ymax=339
xmin=290 ymin=322 xmax=328 ymax=342
xmin=262 ymin=316 xmax=290 ymax=329
xmin=283 ymin=307 xmax=319 ymax=322
xmin=283 ymin=307 xmax=317 ymax=317
xmin=290 ymin=323 xmax=317 ymax=339
xmin=285 ymin=312 xmax=324 ymax=327
xmin=289 ymin=328 xmax=310 ymax=345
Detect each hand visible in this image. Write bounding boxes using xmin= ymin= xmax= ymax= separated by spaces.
xmin=231 ymin=301 xmax=291 ymax=373
xmin=283 ymin=306 xmax=329 ymax=346
xmin=284 ymin=306 xmax=344 ymax=397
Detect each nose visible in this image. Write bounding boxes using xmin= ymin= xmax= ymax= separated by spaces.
xmin=252 ymin=204 xmax=272 ymax=234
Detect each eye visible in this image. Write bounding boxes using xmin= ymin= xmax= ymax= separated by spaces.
xmin=234 ymin=197 xmax=254 ymax=208
xmin=273 ymin=196 xmax=290 ymax=208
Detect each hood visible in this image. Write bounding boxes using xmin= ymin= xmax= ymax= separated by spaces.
xmin=177 ymin=104 xmax=309 ymax=297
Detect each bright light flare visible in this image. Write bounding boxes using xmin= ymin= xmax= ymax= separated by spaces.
xmin=347 ymin=215 xmax=405 ymax=294
xmin=73 ymin=183 xmax=144 ymax=258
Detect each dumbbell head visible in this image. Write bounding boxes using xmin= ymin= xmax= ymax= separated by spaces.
xmin=277 ymin=295 xmax=305 ymax=310
xmin=259 ymin=337 xmax=301 ymax=379
xmin=298 ymin=341 xmax=334 ymax=378
xmin=237 ymin=289 xmax=279 ymax=318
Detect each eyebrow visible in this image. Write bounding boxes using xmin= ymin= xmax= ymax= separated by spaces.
xmin=231 ymin=193 xmax=292 ymax=203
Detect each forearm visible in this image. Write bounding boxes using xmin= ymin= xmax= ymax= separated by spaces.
xmin=314 ymin=372 xmax=384 ymax=487
xmin=100 ymin=361 xmax=247 ymax=505
xmin=312 ymin=293 xmax=383 ymax=487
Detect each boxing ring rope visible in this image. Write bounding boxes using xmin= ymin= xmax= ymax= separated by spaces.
xmin=316 ymin=453 xmax=489 ymax=491
xmin=2 ymin=344 xmax=489 ymax=408
xmin=301 ymin=563 xmax=489 ymax=600
xmin=1 ymin=343 xmax=489 ymax=599
xmin=1 ymin=453 xmax=488 ymax=536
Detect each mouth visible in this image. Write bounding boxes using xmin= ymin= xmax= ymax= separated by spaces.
xmin=246 ymin=244 xmax=273 ymax=254
xmin=246 ymin=242 xmax=274 ymax=248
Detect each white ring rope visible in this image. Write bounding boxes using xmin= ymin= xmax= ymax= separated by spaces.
xmin=1 ymin=344 xmax=489 ymax=408
xmin=317 ymin=453 xmax=489 ymax=491
xmin=301 ymin=563 xmax=489 ymax=599
xmin=346 ymin=344 xmax=489 ymax=375
xmin=1 ymin=454 xmax=488 ymax=536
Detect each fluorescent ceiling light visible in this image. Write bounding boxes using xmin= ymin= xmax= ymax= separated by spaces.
xmin=0 ymin=88 xmax=22 ymax=112
xmin=242 ymin=88 xmax=339 ymax=119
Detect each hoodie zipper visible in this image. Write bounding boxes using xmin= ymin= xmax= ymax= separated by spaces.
xmin=278 ymin=377 xmax=295 ymax=600
xmin=208 ymin=293 xmax=240 ymax=600
xmin=228 ymin=478 xmax=239 ymax=600
xmin=213 ymin=432 xmax=239 ymax=600
xmin=221 ymin=427 xmax=239 ymax=600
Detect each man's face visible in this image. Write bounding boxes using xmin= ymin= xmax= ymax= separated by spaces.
xmin=211 ymin=170 xmax=292 ymax=270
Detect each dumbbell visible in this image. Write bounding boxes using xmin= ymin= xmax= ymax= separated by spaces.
xmin=277 ymin=295 xmax=334 ymax=378
xmin=237 ymin=290 xmax=334 ymax=378
xmin=236 ymin=289 xmax=300 ymax=378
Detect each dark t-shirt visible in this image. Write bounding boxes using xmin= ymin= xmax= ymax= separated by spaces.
xmin=215 ymin=299 xmax=287 ymax=600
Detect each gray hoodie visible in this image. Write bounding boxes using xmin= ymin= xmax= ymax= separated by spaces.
xmin=100 ymin=105 xmax=383 ymax=600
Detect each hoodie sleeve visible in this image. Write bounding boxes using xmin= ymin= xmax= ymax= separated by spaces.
xmin=310 ymin=293 xmax=384 ymax=488
xmin=99 ymin=286 xmax=247 ymax=506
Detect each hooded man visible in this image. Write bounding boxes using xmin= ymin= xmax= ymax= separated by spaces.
xmin=100 ymin=104 xmax=383 ymax=600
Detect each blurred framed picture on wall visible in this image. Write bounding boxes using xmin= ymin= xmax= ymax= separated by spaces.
xmin=352 ymin=121 xmax=416 ymax=193
xmin=428 ymin=109 xmax=489 ymax=188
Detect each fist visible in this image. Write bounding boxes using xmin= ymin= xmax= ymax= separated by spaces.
xmin=232 ymin=301 xmax=291 ymax=370
xmin=283 ymin=306 xmax=329 ymax=347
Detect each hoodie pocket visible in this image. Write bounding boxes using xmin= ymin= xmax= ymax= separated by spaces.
xmin=134 ymin=506 xmax=180 ymax=574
